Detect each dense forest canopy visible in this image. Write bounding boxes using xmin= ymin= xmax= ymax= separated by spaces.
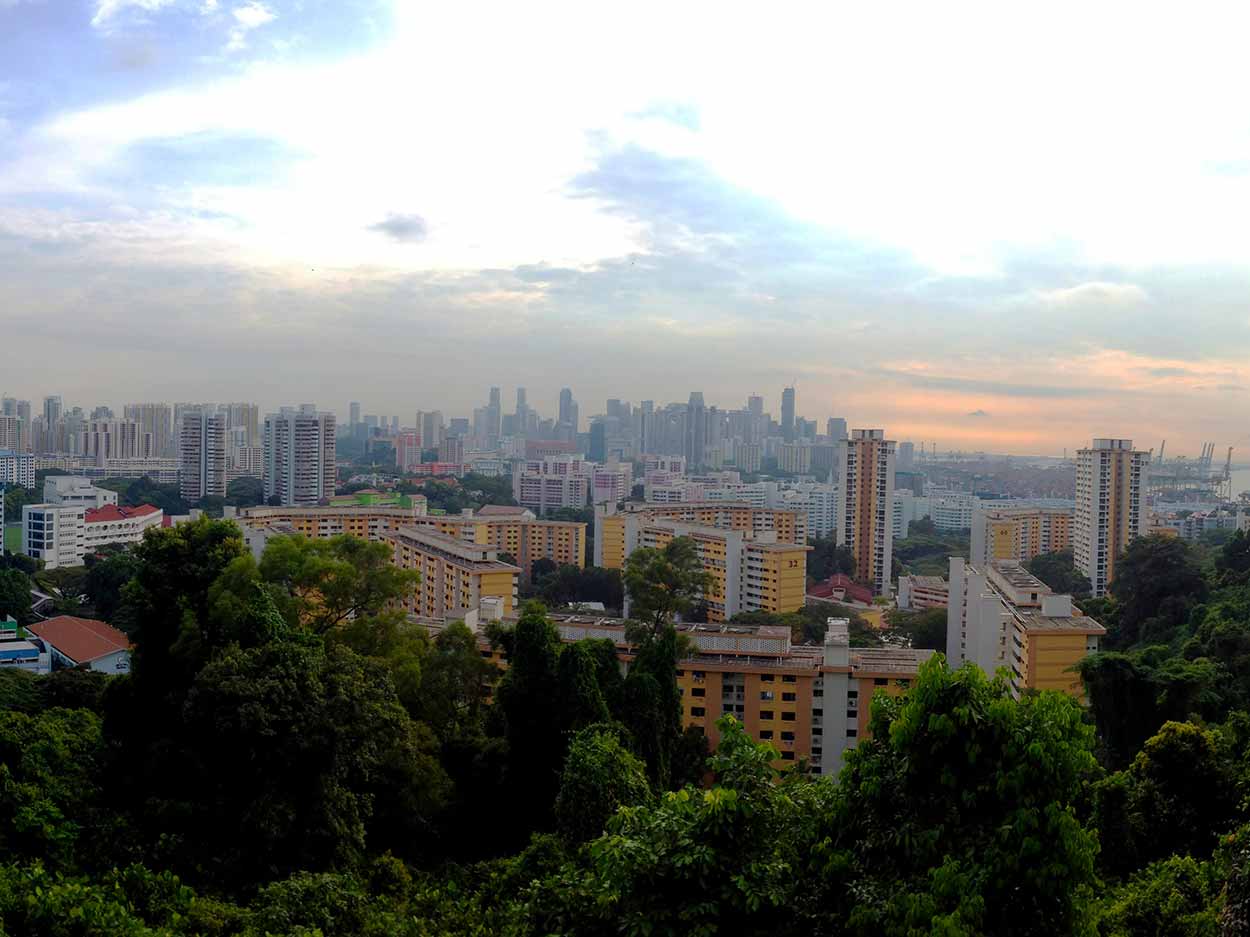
xmin=0 ymin=521 xmax=1249 ymax=934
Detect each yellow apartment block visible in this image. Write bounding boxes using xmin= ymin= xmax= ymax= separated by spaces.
xmin=595 ymin=501 xmax=806 ymax=569
xmin=388 ymin=526 xmax=519 ymax=621
xmin=633 ymin=518 xmax=810 ymax=622
xmin=1012 ymin=611 xmax=1104 ymax=700
xmin=401 ymin=509 xmax=585 ymax=580
xmin=415 ymin=613 xmax=930 ymax=778
xmin=236 ymin=504 xmax=583 ymax=581
xmin=975 ymin=505 xmax=1074 ymax=566
xmin=235 ymin=504 xmax=426 ymax=542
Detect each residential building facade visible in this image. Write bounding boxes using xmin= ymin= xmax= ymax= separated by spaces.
xmin=263 ymin=406 xmax=337 ymax=506
xmin=1074 ymin=438 xmax=1149 ymax=597
xmin=836 ymin=429 xmax=896 ymax=594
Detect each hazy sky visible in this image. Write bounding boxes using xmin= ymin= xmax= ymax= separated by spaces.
xmin=3 ymin=1 xmax=1250 ymax=457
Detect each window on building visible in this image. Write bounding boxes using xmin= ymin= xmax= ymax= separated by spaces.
xmin=692 ymin=687 xmax=705 ymax=697
xmin=759 ymin=730 xmax=774 ymax=740
xmin=847 ymin=728 xmax=858 ymax=738
xmin=760 ymin=673 xmax=775 ymax=682
xmin=781 ymin=731 xmax=795 ymax=741
xmin=690 ymin=706 xmax=705 ymax=717
xmin=782 ymin=674 xmax=797 ymax=683
xmin=760 ymin=691 xmax=774 ymax=701
xmin=847 ymin=690 xmax=858 ymax=699
xmin=781 ymin=751 xmax=795 ymax=761
xmin=759 ymin=710 xmax=774 ymax=720
xmin=782 ymin=691 xmax=796 ymax=702
xmin=812 ymin=727 xmax=822 ymax=736
xmin=874 ymin=677 xmax=888 ymax=686
xmin=781 ymin=711 xmax=796 ymax=721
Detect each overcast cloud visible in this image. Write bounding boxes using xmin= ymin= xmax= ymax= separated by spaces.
xmin=2 ymin=1 xmax=1250 ymax=454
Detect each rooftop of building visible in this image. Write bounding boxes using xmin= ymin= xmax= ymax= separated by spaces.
xmin=390 ymin=525 xmax=521 ymax=571
xmin=27 ymin=615 xmax=130 ymax=663
xmin=1014 ymin=609 xmax=1106 ymax=635
xmin=903 ymin=574 xmax=948 ymax=590
xmin=475 ymin=504 xmax=533 ymax=517
xmin=84 ymin=504 xmax=161 ymax=523
xmin=988 ymin=561 xmax=1050 ymax=593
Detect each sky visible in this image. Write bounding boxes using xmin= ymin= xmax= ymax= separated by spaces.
xmin=2 ymin=1 xmax=1250 ymax=457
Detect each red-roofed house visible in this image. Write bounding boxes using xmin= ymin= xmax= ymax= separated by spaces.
xmin=27 ymin=616 xmax=132 ymax=673
xmin=807 ymin=574 xmax=874 ymax=606
xmin=84 ymin=503 xmax=163 ymax=552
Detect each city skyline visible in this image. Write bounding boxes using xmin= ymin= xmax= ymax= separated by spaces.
xmin=4 ymin=4 xmax=1250 ymax=455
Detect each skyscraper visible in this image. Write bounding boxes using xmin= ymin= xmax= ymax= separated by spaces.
xmin=263 ymin=406 xmax=337 ymax=506
xmin=558 ymin=387 xmax=578 ymax=434
xmin=488 ymin=387 xmax=502 ymax=440
xmin=43 ymin=395 xmax=62 ymax=428
xmin=685 ymin=392 xmax=707 ymax=468
xmin=349 ymin=401 xmax=361 ymax=426
xmin=419 ymin=411 xmax=443 ymax=449
xmin=825 ymin=417 xmax=847 ymax=440
xmin=781 ymin=386 xmax=796 ymax=442
xmin=747 ymin=394 xmax=764 ymax=416
xmin=1075 ymin=438 xmax=1149 ymax=597
xmin=180 ymin=410 xmax=228 ymax=502
xmin=836 ymin=429 xmax=896 ymax=594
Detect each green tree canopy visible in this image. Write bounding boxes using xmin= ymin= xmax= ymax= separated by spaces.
xmin=825 ymin=657 xmax=1101 ymax=936
xmin=622 ymin=537 xmax=713 ymax=633
xmin=1027 ymin=549 xmax=1093 ymax=598
xmin=1109 ymin=534 xmax=1208 ymax=648
xmin=554 ymin=724 xmax=651 ymax=846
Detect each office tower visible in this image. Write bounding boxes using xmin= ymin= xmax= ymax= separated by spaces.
xmin=747 ymin=394 xmax=764 ymax=416
xmin=391 ymin=416 xmax=399 ymax=434
xmin=1075 ymin=438 xmax=1149 ymax=597
xmin=515 ymin=387 xmax=528 ymax=426
xmin=781 ymin=387 xmax=796 ymax=442
xmin=897 ymin=441 xmax=915 ymax=471
xmin=488 ymin=387 xmax=502 ymax=440
xmin=589 ymin=419 xmax=607 ymax=462
xmin=836 ymin=429 xmax=896 ymax=595
xmin=180 ymin=410 xmax=228 ymax=503
xmin=419 ymin=411 xmax=443 ymax=449
xmin=558 ymin=387 xmax=579 ymax=435
xmin=90 ymin=406 xmax=114 ymax=420
xmin=43 ymin=395 xmax=62 ymax=427
xmin=349 ymin=402 xmax=361 ymax=426
xmin=124 ymin=403 xmax=175 ymax=458
xmin=826 ymin=417 xmax=847 ymax=440
xmin=263 ymin=406 xmax=337 ymax=506
xmin=685 ymin=392 xmax=707 ymax=468
xmin=0 ymin=398 xmax=14 ymax=417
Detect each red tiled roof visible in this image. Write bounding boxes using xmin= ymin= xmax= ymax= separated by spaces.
xmin=27 ymin=615 xmax=131 ymax=664
xmin=808 ymin=574 xmax=874 ymax=605
xmin=85 ymin=504 xmax=161 ymax=524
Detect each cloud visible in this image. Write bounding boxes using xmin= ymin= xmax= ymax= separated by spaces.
xmin=1038 ymin=281 xmax=1149 ymax=308
xmin=226 ymin=1 xmax=275 ymax=50
xmin=877 ymin=369 xmax=1110 ymax=400
xmin=367 ymin=213 xmax=428 ymax=244
xmin=91 ymin=0 xmax=175 ymax=28
xmin=967 ymin=409 xmax=990 ymax=417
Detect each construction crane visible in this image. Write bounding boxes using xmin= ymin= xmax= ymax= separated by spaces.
xmin=1220 ymin=447 xmax=1235 ymax=502
xmin=1157 ymin=440 xmax=1166 ymax=464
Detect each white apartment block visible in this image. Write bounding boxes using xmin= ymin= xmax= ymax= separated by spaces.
xmin=592 ymin=462 xmax=633 ymax=505
xmin=0 ymin=450 xmax=34 ymax=489
xmin=81 ymin=420 xmax=154 ymax=463
xmin=0 ymin=417 xmax=23 ymax=453
xmin=1075 ymin=438 xmax=1149 ymax=597
xmin=897 ymin=574 xmax=949 ymax=610
xmin=263 ymin=406 xmax=337 ymax=507
xmin=22 ymin=504 xmax=86 ymax=569
xmin=180 ymin=410 xmax=228 ymax=503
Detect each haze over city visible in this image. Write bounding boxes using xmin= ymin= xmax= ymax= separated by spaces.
xmin=4 ymin=2 xmax=1250 ymax=455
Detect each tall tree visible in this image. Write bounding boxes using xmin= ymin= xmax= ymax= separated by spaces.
xmin=1109 ymin=534 xmax=1208 ymax=648
xmin=1026 ymin=549 xmax=1092 ymax=598
xmin=494 ymin=602 xmax=565 ymax=821
xmin=0 ymin=569 xmax=32 ymax=624
xmin=623 ymin=537 xmax=713 ymax=634
xmin=825 ymin=658 xmax=1101 ymax=936
xmin=554 ymin=724 xmax=651 ymax=846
